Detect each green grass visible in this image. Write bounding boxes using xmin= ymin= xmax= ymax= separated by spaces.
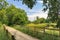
xmin=0 ymin=24 xmax=12 ymax=40
xmin=26 ymin=23 xmax=59 ymax=36
xmin=45 ymin=29 xmax=59 ymax=36
xmin=13 ymin=25 xmax=60 ymax=40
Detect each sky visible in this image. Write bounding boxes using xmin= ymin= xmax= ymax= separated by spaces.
xmin=6 ymin=0 xmax=48 ymax=21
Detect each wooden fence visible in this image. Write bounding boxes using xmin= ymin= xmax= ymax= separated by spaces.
xmin=28 ymin=27 xmax=60 ymax=36
xmin=3 ymin=25 xmax=16 ymax=40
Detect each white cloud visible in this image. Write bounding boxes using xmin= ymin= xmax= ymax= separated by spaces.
xmin=37 ymin=1 xmax=43 ymax=3
xmin=27 ymin=10 xmax=48 ymax=21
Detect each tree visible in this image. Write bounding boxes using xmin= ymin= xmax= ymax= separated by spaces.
xmin=6 ymin=5 xmax=28 ymax=25
xmin=42 ymin=0 xmax=60 ymax=36
xmin=0 ymin=5 xmax=28 ymax=25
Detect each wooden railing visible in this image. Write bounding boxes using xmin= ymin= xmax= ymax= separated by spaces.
xmin=25 ymin=26 xmax=59 ymax=36
xmin=3 ymin=25 xmax=16 ymax=40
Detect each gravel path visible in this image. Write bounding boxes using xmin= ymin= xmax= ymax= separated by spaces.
xmin=4 ymin=25 xmax=39 ymax=40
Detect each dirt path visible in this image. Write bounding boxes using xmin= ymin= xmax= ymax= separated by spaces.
xmin=4 ymin=25 xmax=39 ymax=40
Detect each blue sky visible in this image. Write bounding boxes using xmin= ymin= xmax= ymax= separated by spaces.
xmin=6 ymin=0 xmax=48 ymax=21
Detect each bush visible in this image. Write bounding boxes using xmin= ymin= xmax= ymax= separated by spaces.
xmin=26 ymin=23 xmax=48 ymax=28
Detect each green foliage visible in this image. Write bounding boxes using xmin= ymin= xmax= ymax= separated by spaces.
xmin=14 ymin=0 xmax=36 ymax=9
xmin=22 ymin=0 xmax=36 ymax=9
xmin=43 ymin=0 xmax=60 ymax=27
xmin=0 ymin=0 xmax=8 ymax=9
xmin=0 ymin=5 xmax=28 ymax=25
xmin=33 ymin=17 xmax=46 ymax=24
xmin=0 ymin=9 xmax=8 ymax=24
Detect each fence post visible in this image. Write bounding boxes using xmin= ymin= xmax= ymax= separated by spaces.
xmin=3 ymin=24 xmax=6 ymax=31
xmin=11 ymin=35 xmax=16 ymax=40
xmin=43 ymin=27 xmax=45 ymax=33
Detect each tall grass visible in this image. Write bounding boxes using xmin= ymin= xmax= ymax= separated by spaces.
xmin=0 ymin=23 xmax=12 ymax=40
